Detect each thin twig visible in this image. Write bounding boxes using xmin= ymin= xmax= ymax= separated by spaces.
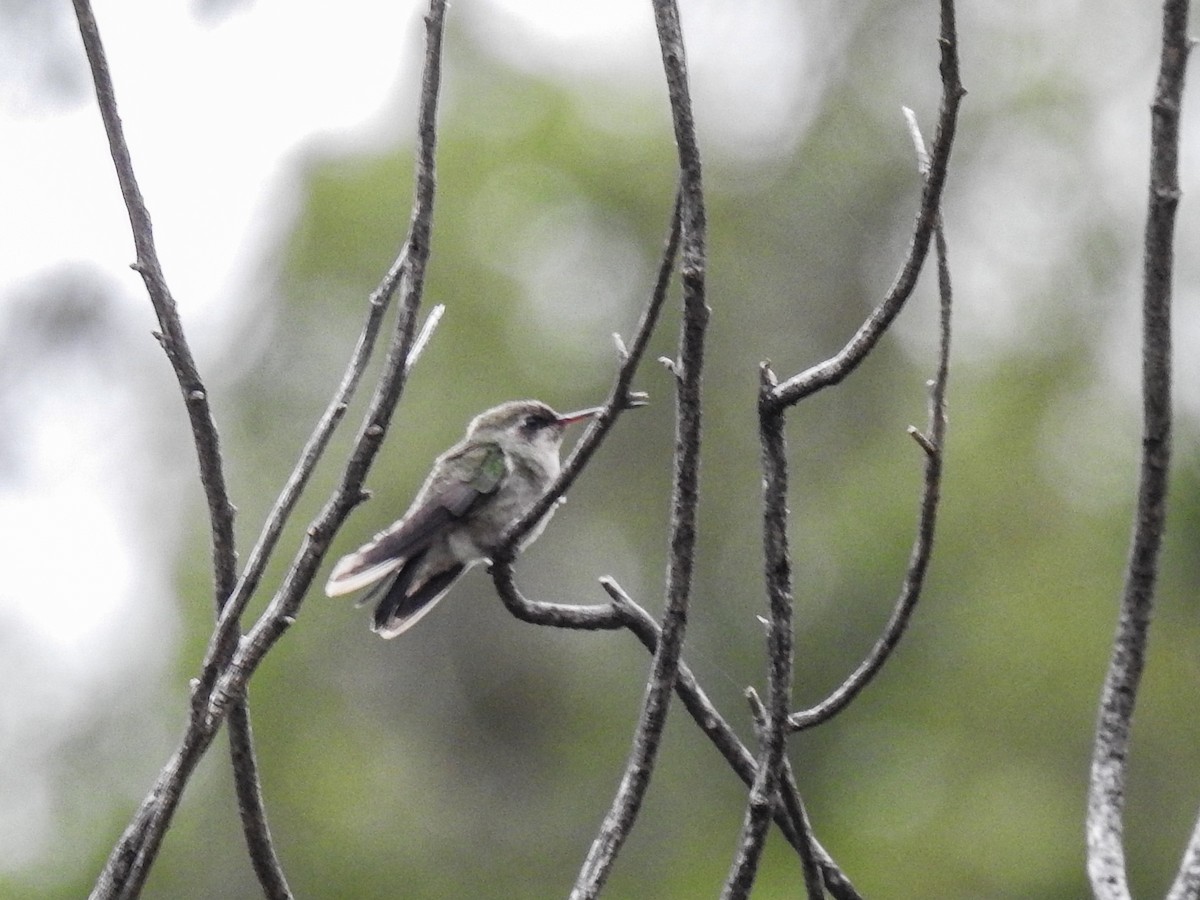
xmin=789 ymin=109 xmax=954 ymax=733
xmin=1089 ymin=1 xmax=1189 ymax=896
xmin=491 ymin=188 xmax=680 ymax=629
xmin=69 ymin=0 xmax=237 ymax=608
xmin=764 ymin=0 xmax=963 ymax=414
xmin=193 ymin=299 xmax=443 ymax=699
xmin=1170 ymin=814 xmax=1200 ymax=900
xmin=87 ymin=3 xmax=450 ymax=897
xmin=71 ymin=3 xmax=291 ymax=896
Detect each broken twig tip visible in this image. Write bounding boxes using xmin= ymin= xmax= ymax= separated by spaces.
xmin=902 ymin=106 xmax=931 ymax=175
xmin=612 ymin=332 xmax=629 ymax=361
xmin=907 ymin=425 xmax=937 ymax=457
xmin=622 ymin=391 xmax=650 ymax=410
xmin=759 ymin=361 xmax=778 ymax=388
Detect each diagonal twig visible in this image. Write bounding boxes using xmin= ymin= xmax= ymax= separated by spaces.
xmin=742 ymin=688 xmax=824 ymax=899
xmin=601 ymin=580 xmax=862 ymax=900
xmin=206 ymin=0 xmax=448 ymax=724
xmin=490 ymin=187 xmax=680 ymax=629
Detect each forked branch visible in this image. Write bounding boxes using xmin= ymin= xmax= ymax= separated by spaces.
xmin=72 ymin=1 xmax=287 ymax=894
xmin=86 ymin=2 xmax=450 ymax=897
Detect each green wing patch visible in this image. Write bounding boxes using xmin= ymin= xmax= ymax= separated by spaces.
xmin=466 ymin=442 xmax=507 ymax=494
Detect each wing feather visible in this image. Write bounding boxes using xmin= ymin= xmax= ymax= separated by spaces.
xmin=325 ymin=442 xmax=506 ymax=596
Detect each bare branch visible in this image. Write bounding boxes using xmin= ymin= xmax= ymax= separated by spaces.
xmin=194 ymin=301 xmax=443 ymax=700
xmin=722 ymin=363 xmax=797 ymax=899
xmin=70 ymin=0 xmax=236 ymax=602
xmin=87 ymin=3 xmax=450 ymax=897
xmin=1170 ymin=819 xmax=1200 ymax=900
xmin=491 ymin=188 xmax=679 ymax=629
xmin=71 ymin=2 xmax=292 ymax=895
xmin=206 ymin=0 xmax=448 ymax=720
xmin=764 ymin=0 xmax=963 ymax=414
xmin=1089 ymin=1 xmax=1189 ymax=896
xmin=569 ymin=2 xmax=708 ymax=893
xmin=790 ymin=112 xmax=954 ymax=733
xmin=601 ymin=580 xmax=861 ymax=900
xmin=227 ymin=702 xmax=291 ymax=899
xmin=744 ymin=689 xmax=824 ymax=899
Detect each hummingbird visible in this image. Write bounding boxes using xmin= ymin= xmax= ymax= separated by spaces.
xmin=325 ymin=399 xmax=605 ymax=637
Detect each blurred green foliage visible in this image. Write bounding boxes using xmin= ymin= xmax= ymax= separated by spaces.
xmin=11 ymin=3 xmax=1200 ymax=899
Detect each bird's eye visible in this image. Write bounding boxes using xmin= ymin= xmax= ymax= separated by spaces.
xmin=522 ymin=412 xmax=553 ymax=433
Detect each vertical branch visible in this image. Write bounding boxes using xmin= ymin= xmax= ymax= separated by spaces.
xmin=569 ymin=1 xmax=707 ymax=896
xmin=1087 ymin=1 xmax=1189 ymax=896
xmin=721 ymin=365 xmax=799 ymax=899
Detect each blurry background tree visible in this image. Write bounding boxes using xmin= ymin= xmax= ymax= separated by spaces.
xmin=0 ymin=1 xmax=1197 ymax=899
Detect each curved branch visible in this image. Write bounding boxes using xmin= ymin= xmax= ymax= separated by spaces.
xmin=70 ymin=0 xmax=236 ymax=602
xmin=790 ymin=132 xmax=954 ymax=732
xmin=1088 ymin=1 xmax=1189 ymax=896
xmin=491 ymin=188 xmax=680 ymax=625
xmin=763 ymin=0 xmax=963 ymax=414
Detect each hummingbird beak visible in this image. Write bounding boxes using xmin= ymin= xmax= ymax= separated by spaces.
xmin=556 ymin=406 xmax=604 ymax=427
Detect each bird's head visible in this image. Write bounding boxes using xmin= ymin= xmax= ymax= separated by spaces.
xmin=466 ymin=400 xmax=601 ymax=455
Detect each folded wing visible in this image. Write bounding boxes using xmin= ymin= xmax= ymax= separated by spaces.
xmin=324 ymin=441 xmax=507 ymax=597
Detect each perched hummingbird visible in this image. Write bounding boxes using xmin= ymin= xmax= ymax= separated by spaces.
xmin=325 ymin=399 xmax=604 ymax=637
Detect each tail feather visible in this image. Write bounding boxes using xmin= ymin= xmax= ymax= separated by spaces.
xmin=372 ymin=561 xmax=465 ymax=638
xmin=326 ymin=548 xmax=403 ymax=596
